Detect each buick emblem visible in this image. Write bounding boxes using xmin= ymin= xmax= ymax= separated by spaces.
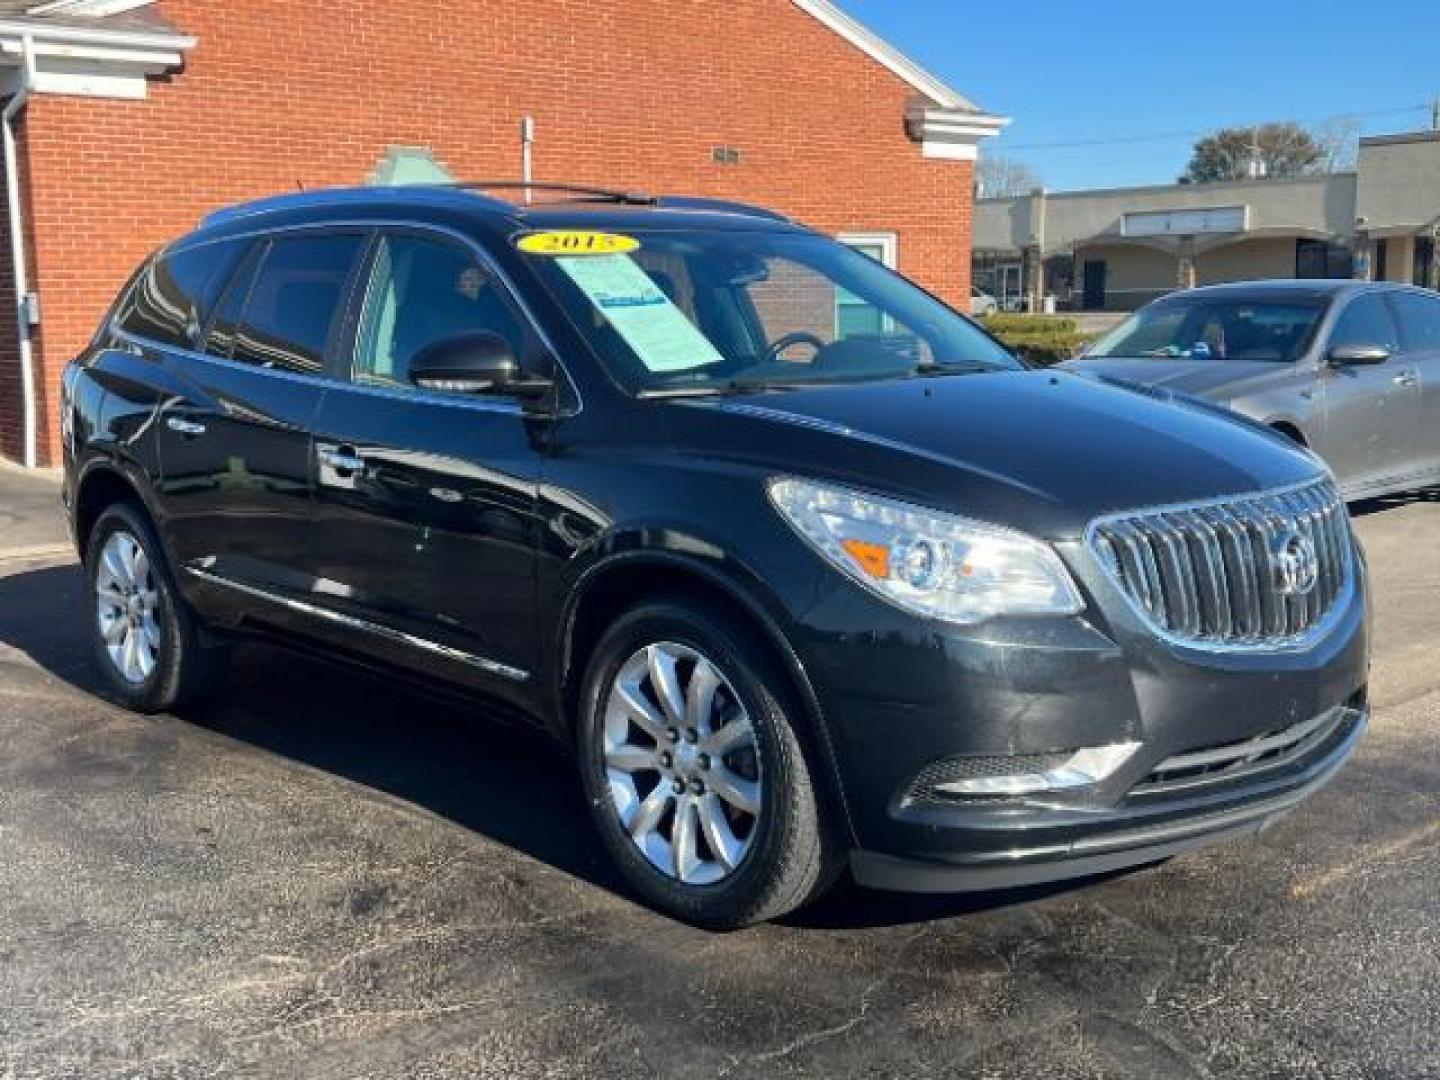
xmin=1270 ymin=529 xmax=1319 ymax=597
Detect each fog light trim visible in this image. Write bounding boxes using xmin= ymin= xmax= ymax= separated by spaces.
xmin=933 ymin=741 xmax=1142 ymax=797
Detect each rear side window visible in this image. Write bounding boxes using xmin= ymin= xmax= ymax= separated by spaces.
xmin=116 ymin=240 xmax=245 ymax=349
xmin=1391 ymin=291 xmax=1440 ymax=352
xmin=229 ymin=233 xmax=366 ymax=374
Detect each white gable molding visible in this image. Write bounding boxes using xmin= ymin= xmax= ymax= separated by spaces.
xmin=26 ymin=0 xmax=157 ymax=17
xmin=0 ymin=16 xmax=193 ymax=98
xmin=906 ymin=104 xmax=1011 ymax=162
xmin=788 ymin=0 xmax=1008 ymax=159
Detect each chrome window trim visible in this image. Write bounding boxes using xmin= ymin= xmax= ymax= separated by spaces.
xmin=116 ymin=216 xmax=583 ymax=417
xmin=1084 ymin=475 xmax=1357 ymax=656
xmin=184 ymin=565 xmax=531 ymax=683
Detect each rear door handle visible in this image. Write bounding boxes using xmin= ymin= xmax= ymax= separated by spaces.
xmin=318 ymin=445 xmax=366 ymax=474
xmin=165 ymin=417 xmax=207 ymax=437
xmin=1393 ymin=371 xmax=1420 ymax=388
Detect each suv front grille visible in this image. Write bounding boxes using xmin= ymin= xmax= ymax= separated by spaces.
xmin=1088 ymin=478 xmax=1352 ymax=648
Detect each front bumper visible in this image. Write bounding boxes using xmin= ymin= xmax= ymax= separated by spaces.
xmin=791 ymin=531 xmax=1371 ymax=892
xmin=851 ymin=704 xmax=1365 ymax=892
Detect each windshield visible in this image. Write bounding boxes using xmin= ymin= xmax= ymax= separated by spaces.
xmin=517 ymin=228 xmax=1020 ymax=394
xmin=1088 ymin=297 xmax=1325 ymax=363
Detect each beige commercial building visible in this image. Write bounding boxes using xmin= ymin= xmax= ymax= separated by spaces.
xmin=975 ymin=130 xmax=1440 ymax=312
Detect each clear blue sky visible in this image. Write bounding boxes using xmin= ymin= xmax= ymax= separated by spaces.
xmin=841 ymin=0 xmax=1440 ymax=191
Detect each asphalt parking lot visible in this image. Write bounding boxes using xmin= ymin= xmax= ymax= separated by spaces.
xmin=2 ymin=464 xmax=1439 ymax=1079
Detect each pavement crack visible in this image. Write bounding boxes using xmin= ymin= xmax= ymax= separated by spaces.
xmin=719 ymin=924 xmax=934 ymax=1076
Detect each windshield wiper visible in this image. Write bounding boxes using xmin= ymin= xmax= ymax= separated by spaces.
xmin=911 ymin=360 xmax=999 ymax=377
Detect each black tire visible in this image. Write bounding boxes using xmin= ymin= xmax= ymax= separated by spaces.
xmin=83 ymin=502 xmax=227 ymax=714
xmin=577 ymin=598 xmax=843 ymax=929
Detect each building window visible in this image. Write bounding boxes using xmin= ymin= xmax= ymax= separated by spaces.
xmin=836 ymin=233 xmax=898 ymax=337
xmin=1415 ymin=236 xmax=1436 ymax=288
xmin=1295 ymin=239 xmax=1352 ymax=280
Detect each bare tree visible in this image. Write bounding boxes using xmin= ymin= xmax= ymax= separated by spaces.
xmin=1311 ymin=116 xmax=1361 ymax=173
xmin=977 ymin=155 xmax=1043 ymax=198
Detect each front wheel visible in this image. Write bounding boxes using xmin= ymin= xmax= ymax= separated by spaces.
xmin=577 ymin=600 xmax=842 ymax=929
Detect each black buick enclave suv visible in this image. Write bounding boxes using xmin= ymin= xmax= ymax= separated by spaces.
xmin=61 ymin=183 xmax=1368 ymax=928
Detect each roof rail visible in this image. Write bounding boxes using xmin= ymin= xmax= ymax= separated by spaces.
xmin=445 ymin=181 xmax=659 ymax=206
xmin=655 ymin=196 xmax=791 ymax=222
xmin=200 ymin=184 xmax=513 ymax=228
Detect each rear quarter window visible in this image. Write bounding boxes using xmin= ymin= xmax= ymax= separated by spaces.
xmin=116 ymin=239 xmax=247 ymax=350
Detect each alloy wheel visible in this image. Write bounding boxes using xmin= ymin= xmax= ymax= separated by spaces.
xmin=602 ymin=642 xmax=763 ymax=886
xmin=95 ymin=530 xmax=162 ymax=686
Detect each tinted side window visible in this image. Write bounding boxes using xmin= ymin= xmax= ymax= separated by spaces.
xmin=353 ymin=233 xmax=529 ymax=389
xmin=117 ymin=240 xmax=245 ymax=349
xmin=1330 ymin=294 xmax=1400 ymax=353
xmin=204 ymin=242 xmax=264 ymax=360
xmin=1391 ymin=292 xmax=1440 ymax=351
xmin=231 ymin=233 xmax=366 ymax=374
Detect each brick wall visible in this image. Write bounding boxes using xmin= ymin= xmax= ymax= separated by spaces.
xmin=8 ymin=0 xmax=975 ymax=463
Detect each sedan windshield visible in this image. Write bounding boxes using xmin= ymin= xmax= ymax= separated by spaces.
xmin=1088 ymin=298 xmax=1325 ymax=363
xmin=517 ymin=228 xmax=1019 ymax=394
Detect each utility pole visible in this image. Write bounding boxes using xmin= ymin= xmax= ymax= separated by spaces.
xmin=1432 ymin=96 xmax=1440 ymax=131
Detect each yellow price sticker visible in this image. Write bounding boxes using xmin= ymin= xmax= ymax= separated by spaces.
xmin=516 ymin=231 xmax=641 ymax=256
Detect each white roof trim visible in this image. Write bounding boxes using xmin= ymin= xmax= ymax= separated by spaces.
xmin=0 ymin=16 xmax=193 ymax=49
xmin=26 ymin=0 xmax=156 ymax=17
xmin=789 ymin=0 xmax=978 ymax=111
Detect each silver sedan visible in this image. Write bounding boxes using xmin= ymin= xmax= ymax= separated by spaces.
xmin=1065 ymin=280 xmax=1440 ymax=501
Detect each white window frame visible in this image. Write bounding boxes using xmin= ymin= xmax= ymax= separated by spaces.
xmin=835 ymin=232 xmax=899 ymax=338
xmin=837 ymin=231 xmax=899 ymax=268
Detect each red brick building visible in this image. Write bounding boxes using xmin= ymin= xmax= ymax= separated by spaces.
xmin=0 ymin=0 xmax=1004 ymax=466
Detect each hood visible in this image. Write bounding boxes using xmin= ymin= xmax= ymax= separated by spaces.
xmin=675 ymin=370 xmax=1320 ymax=539
xmin=1059 ymin=356 xmax=1283 ymax=399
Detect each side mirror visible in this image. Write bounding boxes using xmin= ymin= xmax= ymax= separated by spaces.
xmin=1327 ymin=343 xmax=1390 ymax=366
xmin=409 ymin=331 xmax=551 ymax=398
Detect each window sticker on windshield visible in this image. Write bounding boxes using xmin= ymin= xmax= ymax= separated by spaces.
xmin=517 ymin=230 xmax=640 ymax=256
xmin=556 ymin=254 xmax=725 ymax=373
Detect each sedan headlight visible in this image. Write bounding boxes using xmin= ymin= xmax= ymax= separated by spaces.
xmin=768 ymin=478 xmax=1084 ymax=626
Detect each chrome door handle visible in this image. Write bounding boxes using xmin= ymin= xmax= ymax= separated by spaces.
xmin=1393 ymin=371 xmax=1419 ymax=388
xmin=165 ymin=417 xmax=207 ymax=436
xmin=318 ymin=446 xmax=366 ymax=473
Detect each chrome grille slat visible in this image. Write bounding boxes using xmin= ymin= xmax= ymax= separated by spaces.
xmin=1088 ymin=479 xmax=1351 ymax=650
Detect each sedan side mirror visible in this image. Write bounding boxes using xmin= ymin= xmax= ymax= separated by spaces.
xmin=409 ymin=331 xmax=552 ymax=398
xmin=1327 ymin=343 xmax=1390 ymax=366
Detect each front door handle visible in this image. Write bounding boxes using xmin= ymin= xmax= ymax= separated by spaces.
xmin=165 ymin=416 xmax=207 ymax=437
xmin=318 ymin=445 xmax=366 ymax=474
xmin=1393 ymin=371 xmax=1420 ymax=388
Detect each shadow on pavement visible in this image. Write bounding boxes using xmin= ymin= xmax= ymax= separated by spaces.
xmin=1350 ymin=485 xmax=1440 ymax=517
xmin=0 ymin=560 xmax=1114 ymax=930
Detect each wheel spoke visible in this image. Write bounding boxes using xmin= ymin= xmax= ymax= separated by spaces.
xmin=646 ymin=645 xmax=686 ymax=726
xmin=135 ymin=634 xmax=156 ymax=679
xmin=100 ymin=613 xmax=127 ymax=644
xmin=672 ymin=796 xmax=701 ymax=883
xmin=615 ymin=682 xmax=667 ymax=740
xmin=605 ymin=745 xmax=658 ymax=774
xmin=704 ymin=718 xmax=753 ymax=756
xmin=132 ymin=547 xmax=150 ymax=589
xmin=101 ymin=543 xmax=130 ymax=589
xmin=685 ymin=659 xmax=721 ymax=735
xmin=120 ymin=630 xmax=140 ymax=682
xmin=698 ymin=793 xmax=743 ymax=870
xmin=96 ymin=585 xmax=126 ymax=608
xmin=709 ymin=766 xmax=760 ymax=816
xmin=625 ymin=785 xmax=672 ymax=841
xmin=141 ymin=612 xmax=162 ymax=652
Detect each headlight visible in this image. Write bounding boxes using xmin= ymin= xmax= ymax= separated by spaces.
xmin=768 ymin=478 xmax=1084 ymax=626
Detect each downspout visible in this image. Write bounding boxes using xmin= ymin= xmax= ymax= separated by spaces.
xmin=3 ymin=33 xmax=36 ymax=468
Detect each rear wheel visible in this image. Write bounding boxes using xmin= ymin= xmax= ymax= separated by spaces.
xmin=577 ymin=599 xmax=842 ymax=928
xmin=85 ymin=503 xmax=226 ymax=713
